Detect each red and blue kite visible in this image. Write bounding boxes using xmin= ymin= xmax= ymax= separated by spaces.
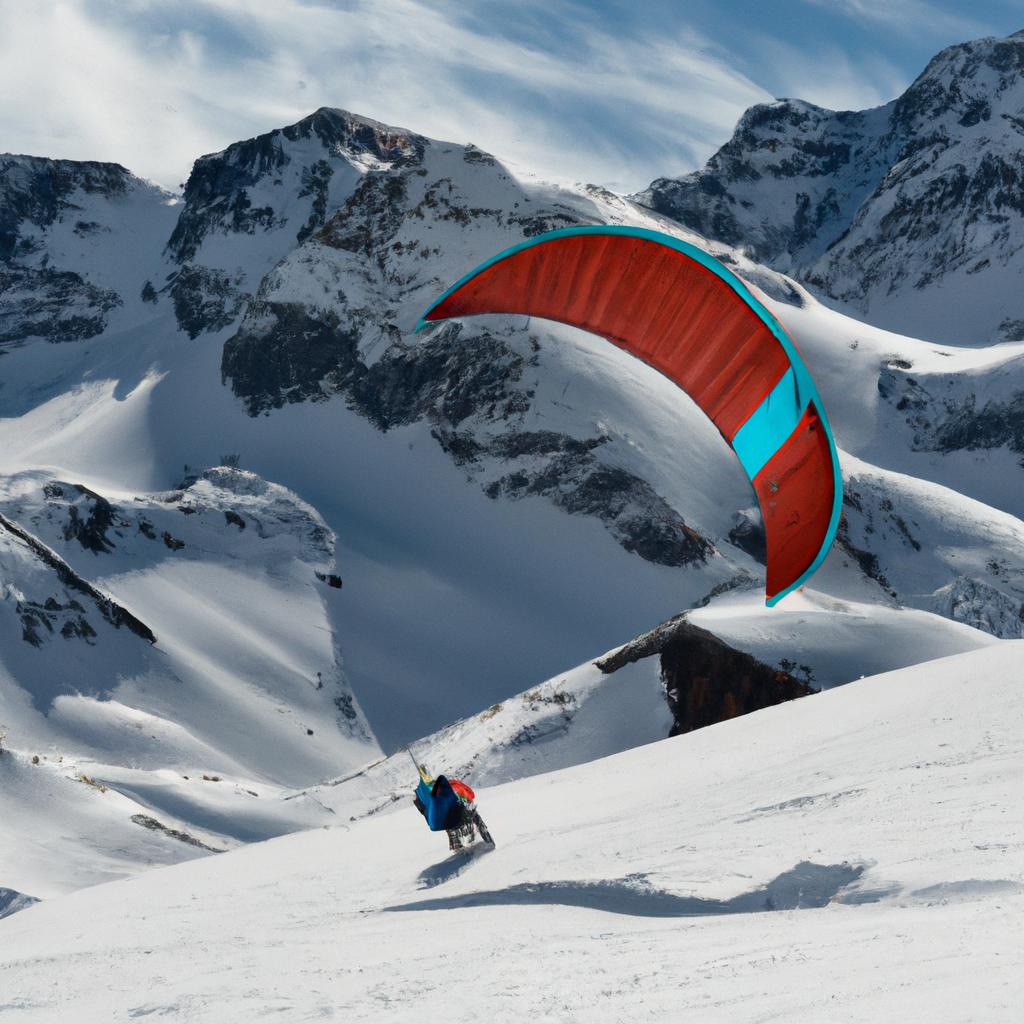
xmin=417 ymin=226 xmax=842 ymax=606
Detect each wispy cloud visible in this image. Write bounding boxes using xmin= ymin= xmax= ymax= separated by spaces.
xmin=0 ymin=0 xmax=1005 ymax=193
xmin=752 ymin=35 xmax=908 ymax=112
xmin=0 ymin=0 xmax=768 ymax=190
xmin=800 ymin=0 xmax=995 ymax=40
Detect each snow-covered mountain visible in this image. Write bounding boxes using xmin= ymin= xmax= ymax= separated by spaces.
xmin=0 ymin=466 xmax=373 ymax=780
xmin=3 ymin=29 xmax=1024 ymax=935
xmin=0 ymin=155 xmax=179 ymax=345
xmin=636 ymin=31 xmax=1024 ymax=346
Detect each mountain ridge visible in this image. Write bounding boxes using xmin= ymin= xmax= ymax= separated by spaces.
xmin=635 ymin=30 xmax=1024 ymax=345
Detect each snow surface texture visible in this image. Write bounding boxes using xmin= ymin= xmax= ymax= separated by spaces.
xmin=2 ymin=644 xmax=1022 ymax=1021
xmin=2 ymin=33 xmax=1024 ymax=941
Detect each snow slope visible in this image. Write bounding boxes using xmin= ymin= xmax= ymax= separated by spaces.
xmin=2 ymin=643 xmax=1021 ymax=1022
xmin=0 ymin=463 xmax=379 ymax=898
xmin=2 ymin=572 xmax=992 ymax=904
xmin=294 ymin=588 xmax=996 ymax=825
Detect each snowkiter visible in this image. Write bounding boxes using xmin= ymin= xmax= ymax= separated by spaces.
xmin=408 ymin=749 xmax=494 ymax=850
xmin=413 ymin=774 xmax=477 ymax=850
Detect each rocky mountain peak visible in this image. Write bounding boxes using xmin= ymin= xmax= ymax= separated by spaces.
xmin=890 ymin=32 xmax=1024 ymax=133
xmin=283 ymin=106 xmax=426 ymax=164
xmin=635 ymin=94 xmax=889 ymax=269
xmin=160 ymin=108 xmax=435 ymax=338
xmin=0 ymin=155 xmax=135 ymax=260
xmin=166 ymin=107 xmax=426 ymax=265
xmin=635 ymin=30 xmax=1024 ymax=344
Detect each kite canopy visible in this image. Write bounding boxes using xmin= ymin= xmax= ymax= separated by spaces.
xmin=417 ymin=225 xmax=842 ymax=605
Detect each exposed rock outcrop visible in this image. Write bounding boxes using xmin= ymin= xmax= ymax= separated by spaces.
xmin=659 ymin=622 xmax=816 ymax=735
xmin=0 ymin=511 xmax=157 ymax=644
xmin=0 ymin=154 xmax=170 ymax=345
xmin=0 ymin=886 xmax=39 ymax=920
xmin=596 ymin=614 xmax=814 ymax=735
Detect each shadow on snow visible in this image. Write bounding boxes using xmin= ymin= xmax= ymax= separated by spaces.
xmin=416 ymin=844 xmax=496 ymax=889
xmin=388 ymin=860 xmax=880 ymax=918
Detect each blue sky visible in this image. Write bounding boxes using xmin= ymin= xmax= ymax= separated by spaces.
xmin=1 ymin=0 xmax=1022 ymax=192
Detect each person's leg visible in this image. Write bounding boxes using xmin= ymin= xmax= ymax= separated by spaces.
xmin=456 ymin=803 xmax=476 ymax=845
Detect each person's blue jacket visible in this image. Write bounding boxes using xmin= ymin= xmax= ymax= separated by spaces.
xmin=414 ymin=775 xmax=464 ymax=831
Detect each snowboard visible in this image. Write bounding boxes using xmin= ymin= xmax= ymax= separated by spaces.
xmin=472 ymin=810 xmax=495 ymax=847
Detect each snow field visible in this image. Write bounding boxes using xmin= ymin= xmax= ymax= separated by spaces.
xmin=1 ymin=642 xmax=1021 ymax=1021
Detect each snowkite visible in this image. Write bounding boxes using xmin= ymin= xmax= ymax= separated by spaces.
xmin=417 ymin=225 xmax=842 ymax=606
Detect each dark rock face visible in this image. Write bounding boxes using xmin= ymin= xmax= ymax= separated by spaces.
xmin=0 ymin=264 xmax=121 ymax=346
xmin=296 ymin=159 xmax=334 ymax=244
xmin=44 ymin=482 xmax=120 ymax=554
xmin=0 ymin=156 xmax=136 ymax=345
xmin=221 ymin=304 xmax=363 ymax=411
xmin=169 ymin=265 xmax=245 ymax=339
xmin=595 ymin=613 xmax=814 ymax=735
xmin=934 ymin=392 xmax=1024 ymax=454
xmin=318 ymin=171 xmax=411 ymax=259
xmin=0 ymin=887 xmax=40 ymax=920
xmin=18 ymin=595 xmax=95 ymax=647
xmin=167 ymin=107 xmax=426 ymax=264
xmin=659 ymin=622 xmax=815 ymax=735
xmin=0 ymin=512 xmax=157 ymax=644
xmin=486 ymin=458 xmax=712 ymax=567
xmin=367 ymin=334 xmax=527 ymax=430
xmin=62 ymin=487 xmax=117 ymax=553
xmin=727 ymin=510 xmax=766 ymax=564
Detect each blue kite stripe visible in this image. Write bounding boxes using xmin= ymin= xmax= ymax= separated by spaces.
xmin=731 ymin=368 xmax=807 ymax=481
